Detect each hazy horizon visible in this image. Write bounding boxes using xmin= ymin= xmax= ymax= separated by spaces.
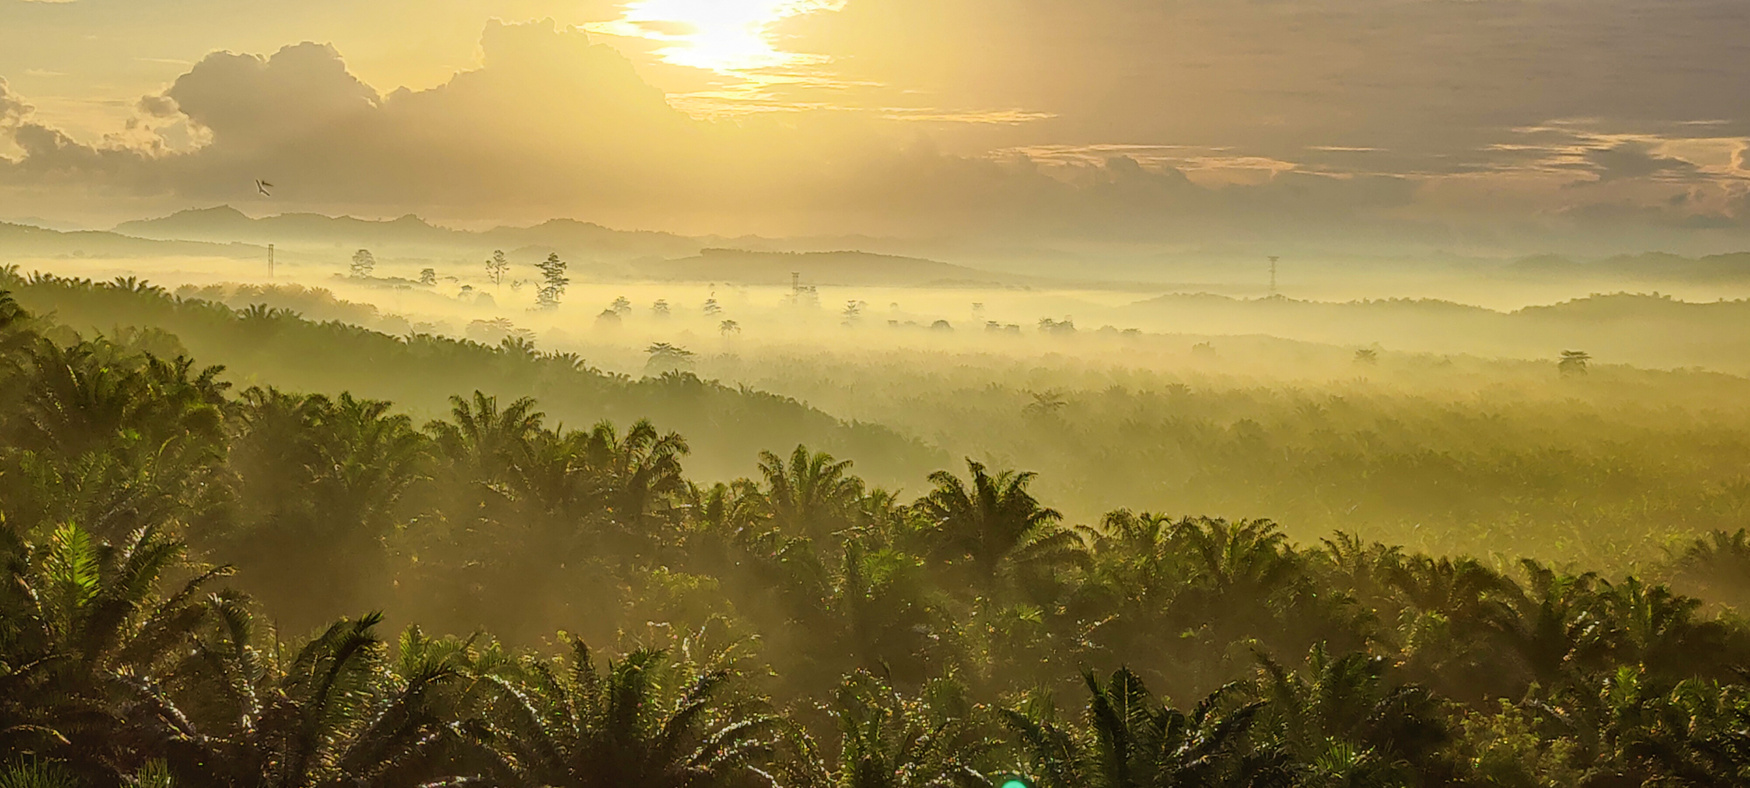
xmin=3 ymin=1 xmax=1749 ymax=260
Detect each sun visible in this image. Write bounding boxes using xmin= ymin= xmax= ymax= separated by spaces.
xmin=589 ymin=0 xmax=842 ymax=74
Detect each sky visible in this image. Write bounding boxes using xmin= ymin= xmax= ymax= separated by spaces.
xmin=1 ymin=0 xmax=1748 ymax=256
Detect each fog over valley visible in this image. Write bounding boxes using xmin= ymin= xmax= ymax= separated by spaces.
xmin=7 ymin=4 xmax=1750 ymax=787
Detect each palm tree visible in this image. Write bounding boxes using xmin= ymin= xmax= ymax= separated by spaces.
xmin=1558 ymin=350 xmax=1591 ymax=376
xmin=1522 ymin=665 xmax=1750 ymax=785
xmin=14 ymin=339 xmax=150 ymax=458
xmin=474 ymin=639 xmax=777 ymax=787
xmin=1251 ymin=644 xmax=1451 ymax=786
xmin=0 ymin=520 xmax=231 ymax=784
xmin=1003 ymin=668 xmax=1284 ymax=788
xmin=757 ymin=445 xmax=864 ymax=542
xmin=1592 ymin=577 xmax=1731 ymax=681
xmin=148 ymin=611 xmax=483 ymax=787
xmin=1167 ymin=519 xmax=1308 ymax=646
xmin=1172 ymin=519 xmax=1299 ymax=603
xmin=1022 ymin=391 xmax=1067 ymax=418
xmin=1669 ymin=528 xmax=1750 ymax=609
xmin=581 ymin=419 xmax=690 ymax=541
xmin=1481 ymin=561 xmax=1604 ymax=688
xmin=427 ymin=391 xmax=544 ymax=481
xmin=820 ymin=671 xmax=988 ymax=788
xmin=645 ymin=343 xmax=695 ymax=375
xmin=1381 ymin=554 xmax=1517 ymax=702
xmin=918 ymin=460 xmax=1083 ymax=583
xmin=825 ymin=541 xmax=947 ymax=688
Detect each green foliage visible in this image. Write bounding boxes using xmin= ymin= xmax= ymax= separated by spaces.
xmin=2 ymin=269 xmax=936 ymax=488
xmin=3 ymin=281 xmax=1750 ymax=785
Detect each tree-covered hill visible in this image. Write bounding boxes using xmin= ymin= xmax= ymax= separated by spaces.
xmin=5 ymin=279 xmax=1750 ymax=786
xmin=1 ymin=269 xmax=939 ymax=485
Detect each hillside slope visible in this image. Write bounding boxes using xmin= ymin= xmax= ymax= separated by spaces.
xmin=0 ymin=220 xmax=263 ymax=259
xmin=3 ymin=272 xmax=942 ymax=485
xmin=116 ymin=206 xmax=702 ymax=261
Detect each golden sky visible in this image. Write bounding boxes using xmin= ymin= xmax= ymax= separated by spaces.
xmin=2 ymin=0 xmax=1748 ymax=252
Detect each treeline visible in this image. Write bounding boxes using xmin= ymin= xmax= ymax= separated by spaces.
xmin=0 ymin=270 xmax=936 ymax=485
xmin=4 ymin=284 xmax=1750 ymax=786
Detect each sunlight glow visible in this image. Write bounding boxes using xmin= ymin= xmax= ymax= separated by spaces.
xmin=589 ymin=0 xmax=843 ymax=74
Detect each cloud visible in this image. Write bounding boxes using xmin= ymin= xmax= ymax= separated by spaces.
xmin=0 ymin=12 xmax=1746 ymax=251
xmin=165 ymin=42 xmax=381 ymax=153
xmin=781 ymin=0 xmax=1750 ymax=172
xmin=1586 ymin=142 xmax=1700 ymax=184
xmin=135 ymin=94 xmax=178 ymax=119
xmin=0 ymin=21 xmax=715 ymax=218
xmin=0 ymin=78 xmax=32 ymax=126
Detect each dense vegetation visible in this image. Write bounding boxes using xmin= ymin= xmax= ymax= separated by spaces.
xmin=21 ymin=270 xmax=1750 ymax=571
xmin=2 ymin=270 xmax=937 ymax=485
xmin=7 ymin=277 xmax=1750 ymax=786
xmin=662 ymin=338 xmax=1750 ymax=569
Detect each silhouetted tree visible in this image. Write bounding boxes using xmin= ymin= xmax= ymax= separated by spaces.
xmin=645 ymin=343 xmax=695 ymax=375
xmin=536 ymin=253 xmax=569 ymax=309
xmin=486 ymin=249 xmax=510 ymax=289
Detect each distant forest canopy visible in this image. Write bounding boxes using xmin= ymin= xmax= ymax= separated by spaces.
xmin=11 ymin=270 xmax=1750 ymax=570
xmin=7 ymin=276 xmax=1750 ymax=786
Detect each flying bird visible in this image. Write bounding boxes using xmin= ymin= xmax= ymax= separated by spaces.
xmin=255 ymin=179 xmax=274 ymax=197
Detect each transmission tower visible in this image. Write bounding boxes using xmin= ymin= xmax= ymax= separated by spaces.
xmin=1267 ymin=256 xmax=1279 ymax=297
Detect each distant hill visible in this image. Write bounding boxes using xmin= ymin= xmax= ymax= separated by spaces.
xmin=1595 ymin=252 xmax=1750 ymax=282
xmin=115 ymin=206 xmax=702 ymax=262
xmin=117 ymin=206 xmax=449 ymax=247
xmin=1508 ymin=251 xmax=1750 ymax=283
xmin=0 ymin=220 xmax=262 ymax=259
xmin=636 ymin=248 xmax=1022 ymax=287
xmin=482 ymin=219 xmax=700 ymax=259
xmin=1121 ymin=291 xmax=1750 ymax=372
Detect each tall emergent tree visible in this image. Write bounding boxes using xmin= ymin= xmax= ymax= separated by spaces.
xmin=350 ymin=249 xmax=375 ymax=279
xmin=537 ymin=253 xmax=569 ymax=309
xmin=486 ymin=249 xmax=511 ymax=289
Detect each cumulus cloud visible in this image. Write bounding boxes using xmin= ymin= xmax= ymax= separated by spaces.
xmin=167 ymin=42 xmax=380 ymax=150
xmin=0 ymin=22 xmax=723 ymax=220
xmin=0 ymin=78 xmax=29 ymax=127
